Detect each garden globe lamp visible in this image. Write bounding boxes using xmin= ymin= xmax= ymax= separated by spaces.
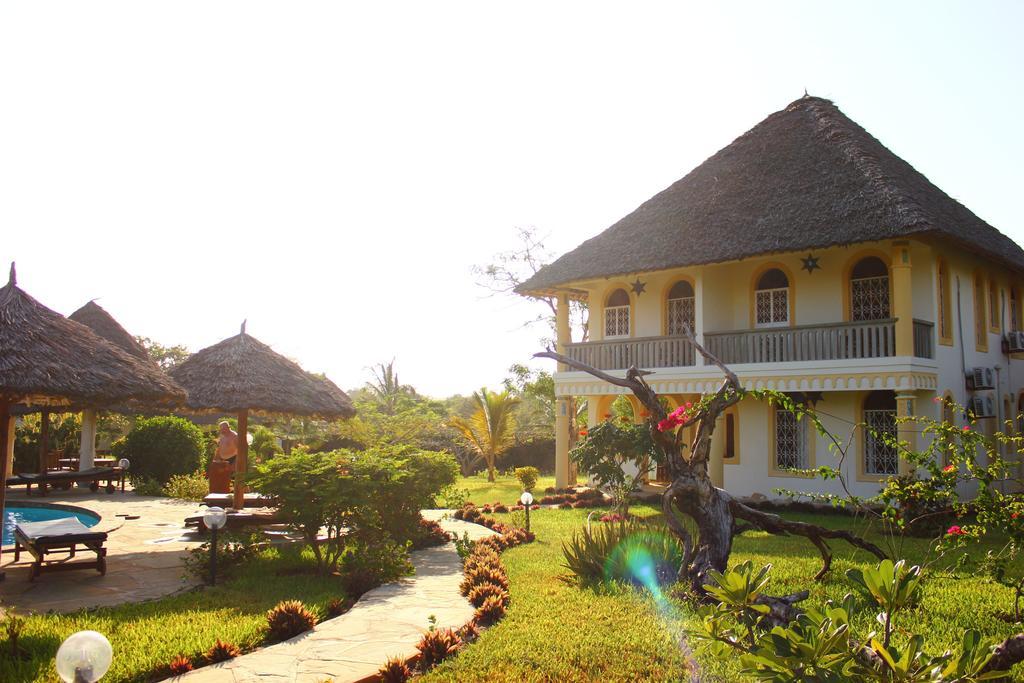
xmin=56 ymin=630 xmax=112 ymax=682
xmin=520 ymin=491 xmax=534 ymax=532
xmin=117 ymin=459 xmax=129 ymax=493
xmin=203 ymin=506 xmax=228 ymax=585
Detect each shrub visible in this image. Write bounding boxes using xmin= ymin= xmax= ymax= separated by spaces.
xmin=438 ymin=484 xmax=469 ymax=510
xmin=325 ymin=597 xmax=354 ymax=619
xmin=378 ymin=656 xmax=413 ymax=682
xmin=473 ymin=594 xmax=507 ymax=626
xmin=493 ymin=503 xmax=508 ymax=513
xmin=265 ymin=600 xmax=317 ymax=642
xmin=168 ymin=655 xmax=193 ymax=675
xmin=559 ymin=501 xmax=573 ymax=509
xmin=204 ymin=639 xmax=241 ymax=663
xmin=416 ymin=628 xmax=462 ymax=668
xmin=163 ymin=471 xmax=209 ymax=501
xmin=460 ymin=565 xmax=509 ymax=595
xmin=464 ymin=548 xmax=501 ymax=573
xmin=514 ymin=466 xmax=540 ymax=492
xmin=411 ymin=518 xmax=451 ymax=550
xmin=458 ymin=620 xmax=481 ymax=642
xmin=183 ymin=531 xmax=261 ymax=583
xmin=562 ymin=521 xmax=683 ymax=587
xmin=130 ymin=476 xmax=164 ymax=497
xmin=340 ymin=539 xmax=413 ymax=597
xmin=467 ymin=582 xmax=510 ymax=608
xmin=115 ymin=416 xmax=204 ymax=485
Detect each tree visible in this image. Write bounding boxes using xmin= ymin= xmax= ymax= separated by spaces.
xmin=365 ymin=359 xmax=415 ymax=416
xmin=450 ymin=388 xmax=519 ymax=482
xmin=136 ymin=336 xmax=191 ymax=370
xmin=536 ymin=328 xmax=885 ymax=608
xmin=502 ymin=363 xmax=556 ymax=440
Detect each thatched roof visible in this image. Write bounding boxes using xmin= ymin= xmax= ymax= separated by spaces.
xmin=69 ymin=301 xmax=150 ymax=361
xmin=0 ymin=265 xmax=187 ymax=409
xmin=169 ymin=326 xmax=355 ymax=419
xmin=518 ymin=96 xmax=1024 ymax=295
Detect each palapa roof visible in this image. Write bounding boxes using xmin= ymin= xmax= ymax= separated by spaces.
xmin=518 ymin=96 xmax=1024 ymax=296
xmin=0 ymin=265 xmax=187 ymax=409
xmin=169 ymin=325 xmax=355 ymax=419
xmin=69 ymin=301 xmax=150 ymax=361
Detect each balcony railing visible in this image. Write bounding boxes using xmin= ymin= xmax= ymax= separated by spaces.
xmin=564 ymin=335 xmax=695 ymax=370
xmin=704 ymin=319 xmax=896 ymax=365
xmin=562 ymin=319 xmax=936 ymax=372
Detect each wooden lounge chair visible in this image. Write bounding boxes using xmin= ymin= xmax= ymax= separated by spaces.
xmin=6 ymin=466 xmax=124 ymax=496
xmin=13 ymin=518 xmax=108 ymax=581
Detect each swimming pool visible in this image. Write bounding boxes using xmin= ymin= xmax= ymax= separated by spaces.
xmin=2 ymin=503 xmax=101 ymax=546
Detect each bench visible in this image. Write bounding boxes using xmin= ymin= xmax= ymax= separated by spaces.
xmin=13 ymin=518 xmax=108 ymax=581
xmin=6 ymin=467 xmax=125 ymax=496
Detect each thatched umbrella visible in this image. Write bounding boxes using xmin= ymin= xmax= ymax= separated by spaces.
xmin=169 ymin=322 xmax=355 ymax=509
xmin=0 ymin=264 xmax=186 ymax=576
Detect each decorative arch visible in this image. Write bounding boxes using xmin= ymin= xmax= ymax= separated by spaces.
xmin=662 ymin=276 xmax=696 ymax=336
xmin=749 ymin=261 xmax=796 ymax=328
xmin=842 ymin=249 xmax=892 ymax=322
xmin=599 ymin=282 xmax=635 ymax=339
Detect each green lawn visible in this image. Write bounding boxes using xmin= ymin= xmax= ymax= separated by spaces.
xmin=425 ymin=475 xmax=1024 ymax=682
xmin=0 ymin=547 xmax=344 ymax=683
xmin=459 ymin=472 xmax=557 ymax=506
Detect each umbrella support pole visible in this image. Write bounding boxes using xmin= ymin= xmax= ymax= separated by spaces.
xmin=233 ymin=410 xmax=249 ymax=510
xmin=0 ymin=399 xmax=11 ymax=580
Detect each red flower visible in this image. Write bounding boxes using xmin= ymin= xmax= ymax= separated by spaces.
xmin=1012 ymin=513 xmax=1020 ymax=520
xmin=943 ymin=464 xmax=956 ymax=473
xmin=657 ymin=417 xmax=678 ymax=432
xmin=578 ymin=429 xmax=588 ymax=436
xmin=962 ymin=426 xmax=970 ymax=432
xmin=946 ymin=525 xmax=966 ymax=536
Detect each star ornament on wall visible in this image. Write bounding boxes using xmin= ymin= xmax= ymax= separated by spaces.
xmin=630 ymin=278 xmax=647 ymax=296
xmin=801 ymin=254 xmax=821 ymax=274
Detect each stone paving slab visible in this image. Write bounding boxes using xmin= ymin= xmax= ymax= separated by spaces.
xmin=1 ymin=488 xmax=206 ymax=613
xmin=172 ymin=511 xmax=495 ymax=683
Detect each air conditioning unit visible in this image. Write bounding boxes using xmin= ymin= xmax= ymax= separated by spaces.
xmin=966 ymin=367 xmax=995 ymax=391
xmin=967 ymin=395 xmax=995 ymax=418
xmin=1006 ymin=331 xmax=1024 ymax=353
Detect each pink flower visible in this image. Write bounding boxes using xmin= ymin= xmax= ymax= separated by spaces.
xmin=946 ymin=525 xmax=966 ymax=536
xmin=943 ymin=464 xmax=956 ymax=473
xmin=962 ymin=426 xmax=970 ymax=432
xmin=657 ymin=417 xmax=679 ymax=432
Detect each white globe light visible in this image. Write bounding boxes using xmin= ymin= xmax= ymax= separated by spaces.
xmin=56 ymin=630 xmax=113 ymax=683
xmin=246 ymin=431 xmax=254 ymax=446
xmin=520 ymin=491 xmax=534 ymax=506
xmin=117 ymin=458 xmax=130 ymax=471
xmin=203 ymin=506 xmax=228 ymax=531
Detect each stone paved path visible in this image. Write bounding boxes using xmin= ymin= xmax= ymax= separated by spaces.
xmin=173 ymin=512 xmax=494 ymax=683
xmin=1 ymin=488 xmax=207 ymax=613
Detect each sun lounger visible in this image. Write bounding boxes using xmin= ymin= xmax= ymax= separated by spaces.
xmin=6 ymin=466 xmax=124 ymax=496
xmin=201 ymin=492 xmax=278 ymax=509
xmin=13 ymin=518 xmax=108 ymax=581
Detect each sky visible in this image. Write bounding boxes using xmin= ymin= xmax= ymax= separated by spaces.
xmin=2 ymin=2 xmax=1022 ymax=397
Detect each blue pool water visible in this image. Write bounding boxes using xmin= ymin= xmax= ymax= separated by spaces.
xmin=2 ymin=505 xmax=101 ymax=546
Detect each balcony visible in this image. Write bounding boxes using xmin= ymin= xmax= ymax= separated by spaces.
xmin=562 ymin=319 xmax=934 ymax=371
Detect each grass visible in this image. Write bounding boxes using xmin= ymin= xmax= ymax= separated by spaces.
xmin=458 ymin=472 xmax=557 ymax=506
xmin=424 ymin=475 xmax=1024 ymax=682
xmin=0 ymin=546 xmax=345 ymax=683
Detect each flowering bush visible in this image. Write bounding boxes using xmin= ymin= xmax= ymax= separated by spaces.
xmin=570 ymin=421 xmax=658 ymax=515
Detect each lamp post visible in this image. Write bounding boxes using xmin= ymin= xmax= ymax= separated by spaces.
xmin=56 ymin=630 xmax=112 ymax=682
xmin=520 ymin=491 xmax=534 ymax=532
xmin=117 ymin=458 xmax=129 ymax=493
xmin=203 ymin=506 xmax=228 ymax=585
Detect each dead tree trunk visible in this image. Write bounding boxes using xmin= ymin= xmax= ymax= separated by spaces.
xmin=536 ymin=327 xmax=886 ymax=599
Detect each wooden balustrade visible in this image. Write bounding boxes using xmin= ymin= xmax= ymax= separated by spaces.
xmin=562 ymin=319 xmax=934 ymax=371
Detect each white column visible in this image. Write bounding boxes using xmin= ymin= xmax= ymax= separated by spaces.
xmin=554 ymin=293 xmax=572 ymax=488
xmin=79 ymin=409 xmax=97 ymax=470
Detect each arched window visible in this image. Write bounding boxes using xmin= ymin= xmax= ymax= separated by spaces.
xmin=937 ymin=258 xmax=952 ymax=343
xmin=666 ymin=280 xmax=695 ymax=335
xmin=604 ymin=288 xmax=630 ymax=338
xmin=849 ymin=256 xmax=890 ymax=321
xmin=755 ymin=268 xmax=790 ymax=327
xmin=974 ymin=272 xmax=988 ymax=351
xmin=863 ymin=391 xmax=898 ymax=476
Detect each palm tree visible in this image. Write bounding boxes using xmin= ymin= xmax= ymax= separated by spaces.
xmin=450 ymin=388 xmax=519 ymax=482
xmin=366 ymin=359 xmax=413 ymax=415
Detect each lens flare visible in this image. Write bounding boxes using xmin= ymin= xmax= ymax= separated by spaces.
xmin=603 ymin=528 xmax=682 ymax=609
